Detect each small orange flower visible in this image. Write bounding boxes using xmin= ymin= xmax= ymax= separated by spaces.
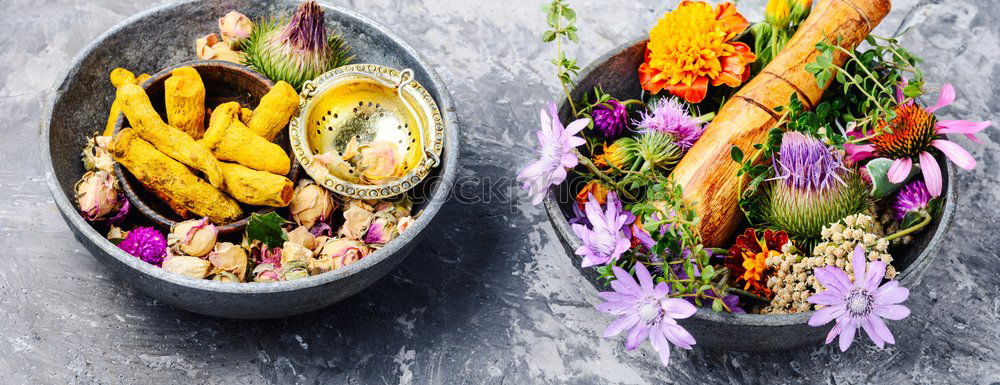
xmin=639 ymin=1 xmax=756 ymax=103
xmin=575 ymin=180 xmax=610 ymax=209
xmin=724 ymin=228 xmax=789 ymax=298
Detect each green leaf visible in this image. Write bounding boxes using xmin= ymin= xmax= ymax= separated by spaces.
xmin=712 ymin=298 xmax=724 ymax=312
xmin=702 ymin=265 xmax=716 ymax=282
xmin=730 ymin=146 xmax=744 ymax=163
xmin=865 ymin=157 xmax=920 ymax=198
xmin=542 ymin=31 xmax=557 ymax=42
xmin=246 ymin=212 xmax=290 ymax=248
xmin=900 ymin=210 xmax=925 ymax=229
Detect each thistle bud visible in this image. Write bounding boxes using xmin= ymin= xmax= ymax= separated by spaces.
xmin=75 ymin=171 xmax=120 ymax=221
xmin=338 ymin=200 xmax=375 ymax=240
xmin=169 ymin=218 xmax=218 ymax=257
xmin=208 ymin=242 xmax=249 ymax=282
xmin=161 ymin=256 xmax=212 ymax=279
xmin=289 ymin=179 xmax=337 ymax=229
xmin=314 ymin=238 xmax=368 ymax=273
xmin=218 ymin=11 xmax=253 ymax=46
xmin=287 ymin=225 xmax=317 ymax=250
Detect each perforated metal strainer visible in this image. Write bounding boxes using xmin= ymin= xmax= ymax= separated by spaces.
xmin=289 ymin=64 xmax=444 ymax=199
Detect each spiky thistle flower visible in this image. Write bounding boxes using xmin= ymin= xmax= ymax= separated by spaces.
xmin=242 ymin=1 xmax=354 ymax=90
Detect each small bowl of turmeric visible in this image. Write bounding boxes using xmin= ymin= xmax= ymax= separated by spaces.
xmin=111 ymin=60 xmax=302 ymax=234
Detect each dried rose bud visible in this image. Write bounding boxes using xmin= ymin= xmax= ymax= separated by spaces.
xmin=397 ymin=216 xmax=415 ymax=233
xmin=289 ymin=179 xmax=337 ymax=229
xmin=75 ymin=171 xmax=120 ymax=221
xmin=315 ymin=238 xmax=368 ymax=272
xmin=363 ymin=215 xmax=397 ymax=245
xmin=280 ymin=241 xmax=313 ymax=267
xmin=338 ymin=200 xmax=375 ymax=240
xmin=373 ymin=197 xmax=413 ymax=220
xmin=196 ymin=33 xmax=242 ymax=63
xmin=161 ymin=256 xmax=212 ymax=279
xmin=218 ymin=11 xmax=253 ymax=46
xmin=208 ymin=242 xmax=249 ymax=281
xmin=107 ymin=226 xmax=127 ymax=243
xmin=287 ymin=226 xmax=317 ymax=250
xmin=358 ymin=141 xmax=402 ymax=183
xmin=282 ymin=266 xmax=310 ymax=281
xmin=253 ymin=264 xmax=281 ymax=282
xmin=169 ymin=218 xmax=218 ymax=257
xmin=82 ymin=135 xmax=115 ymax=173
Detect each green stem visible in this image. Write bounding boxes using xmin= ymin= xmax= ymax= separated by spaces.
xmin=885 ymin=211 xmax=932 ymax=242
xmin=831 ymin=45 xmax=896 ymax=99
xmin=553 ymin=5 xmax=578 ymax=117
xmin=697 ymin=111 xmax=717 ymax=123
xmin=575 ymin=151 xmax=637 ymax=201
xmin=727 ymin=287 xmax=771 ymax=303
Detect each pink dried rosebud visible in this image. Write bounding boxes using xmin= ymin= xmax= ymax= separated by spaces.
xmin=75 ymin=171 xmax=120 ymax=221
xmin=252 ymin=264 xmax=281 ymax=282
xmin=363 ymin=215 xmax=397 ymax=245
xmin=208 ymin=242 xmax=249 ymax=282
xmin=118 ymin=226 xmax=167 ymax=266
xmin=162 ymin=256 xmax=212 ymax=279
xmin=314 ymin=238 xmax=369 ymax=273
xmin=169 ymin=218 xmax=218 ymax=257
xmin=337 ymin=200 xmax=375 ymax=240
xmin=287 ymin=226 xmax=317 ymax=250
xmin=280 ymin=241 xmax=313 ymax=267
xmin=218 ymin=11 xmax=253 ymax=46
xmin=397 ymin=216 xmax=415 ymax=233
xmin=358 ymin=141 xmax=403 ymax=183
xmin=289 ymin=179 xmax=337 ymax=229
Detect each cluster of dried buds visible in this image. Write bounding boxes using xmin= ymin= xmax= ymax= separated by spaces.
xmin=75 ymin=134 xmax=129 ymax=223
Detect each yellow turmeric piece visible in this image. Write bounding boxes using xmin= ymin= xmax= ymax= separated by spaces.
xmin=219 ymin=162 xmax=294 ymax=207
xmin=248 ymin=81 xmax=299 ymax=141
xmin=116 ymin=83 xmax=226 ymax=188
xmin=164 ymin=67 xmax=207 ymax=139
xmin=110 ymin=128 xmax=244 ymax=224
xmin=239 ymin=107 xmax=253 ymax=125
xmin=103 ymin=68 xmax=151 ymax=137
xmin=201 ymin=102 xmax=291 ymax=175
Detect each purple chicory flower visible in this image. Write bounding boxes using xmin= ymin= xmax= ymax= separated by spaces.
xmin=773 ymin=132 xmax=846 ymax=191
xmin=518 ymin=102 xmax=589 ymax=205
xmin=592 ymin=99 xmax=629 ymax=139
xmin=597 ymin=262 xmax=697 ymax=367
xmin=893 ymin=180 xmax=932 ymax=221
xmin=634 ymin=97 xmax=704 ymax=150
xmin=808 ymin=245 xmax=911 ymax=351
xmin=118 ymin=226 xmax=168 ymax=266
xmin=572 ymin=192 xmax=632 ymax=267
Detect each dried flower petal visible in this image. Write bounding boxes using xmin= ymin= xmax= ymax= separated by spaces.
xmin=338 ymin=200 xmax=375 ymax=240
xmin=169 ymin=218 xmax=218 ymax=257
xmin=289 ymin=179 xmax=337 ymax=229
xmin=161 ymin=256 xmax=212 ymax=279
xmin=75 ymin=171 xmax=120 ymax=221
xmin=208 ymin=242 xmax=249 ymax=281
xmin=218 ymin=11 xmax=253 ymax=46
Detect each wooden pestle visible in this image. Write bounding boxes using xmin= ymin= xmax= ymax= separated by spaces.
xmin=670 ymin=0 xmax=892 ymax=247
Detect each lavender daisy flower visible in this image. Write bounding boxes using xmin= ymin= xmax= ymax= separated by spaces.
xmin=592 ymin=100 xmax=629 ymax=139
xmin=808 ymin=245 xmax=911 ymax=352
xmin=517 ymin=102 xmax=589 ymax=205
xmin=572 ymin=192 xmax=631 ymax=267
xmin=597 ymin=262 xmax=697 ymax=366
xmin=118 ymin=226 xmax=168 ymax=266
xmin=635 ymin=98 xmax=704 ymax=150
xmin=773 ymin=132 xmax=846 ymax=191
xmin=893 ymin=180 xmax=932 ymax=221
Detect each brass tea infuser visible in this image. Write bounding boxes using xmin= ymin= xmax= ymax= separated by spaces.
xmin=289 ymin=64 xmax=444 ymax=199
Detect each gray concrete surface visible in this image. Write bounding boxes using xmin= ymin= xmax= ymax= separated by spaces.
xmin=2 ymin=0 xmax=998 ymax=383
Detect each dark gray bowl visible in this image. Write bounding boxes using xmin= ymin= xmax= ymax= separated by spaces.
xmin=543 ymin=38 xmax=956 ymax=352
xmin=42 ymin=0 xmax=459 ymax=319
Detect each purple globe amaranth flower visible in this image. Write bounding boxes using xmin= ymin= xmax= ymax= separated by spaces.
xmin=893 ymin=180 xmax=932 ymax=221
xmin=597 ymin=262 xmax=697 ymax=367
xmin=592 ymin=100 xmax=629 ymax=139
xmin=572 ymin=192 xmax=631 ymax=267
xmin=635 ymin=97 xmax=704 ymax=150
xmin=118 ymin=226 xmax=167 ymax=266
xmin=517 ymin=102 xmax=588 ymax=205
xmin=808 ymin=245 xmax=911 ymax=352
xmin=774 ymin=132 xmax=846 ymax=191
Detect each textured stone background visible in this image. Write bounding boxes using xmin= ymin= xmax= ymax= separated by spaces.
xmin=2 ymin=0 xmax=998 ymax=383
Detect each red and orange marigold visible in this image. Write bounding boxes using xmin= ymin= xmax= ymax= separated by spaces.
xmin=639 ymin=1 xmax=756 ymax=104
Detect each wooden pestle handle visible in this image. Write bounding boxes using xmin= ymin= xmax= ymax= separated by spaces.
xmin=669 ymin=0 xmax=892 ymax=247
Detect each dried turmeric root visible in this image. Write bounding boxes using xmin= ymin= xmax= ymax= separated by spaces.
xmin=219 ymin=162 xmax=294 ymax=207
xmin=103 ymin=68 xmax=150 ymax=137
xmin=164 ymin=67 xmax=207 ymax=139
xmin=248 ymin=81 xmax=299 ymax=141
xmin=239 ymin=107 xmax=253 ymax=125
xmin=110 ymin=128 xmax=243 ymax=224
xmin=201 ymin=102 xmax=291 ymax=175
xmin=116 ymin=83 xmax=226 ymax=188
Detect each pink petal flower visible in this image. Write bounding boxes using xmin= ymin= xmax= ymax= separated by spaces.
xmin=926 ymin=83 xmax=955 ymax=113
xmin=851 ymin=245 xmax=867 ymax=286
xmin=936 ymin=119 xmax=991 ymax=144
xmin=932 ymin=139 xmax=976 ymax=170
xmin=887 ymin=158 xmax=913 ymax=184
xmin=635 ymin=262 xmax=654 ymax=291
xmin=874 ymin=304 xmax=911 ymax=320
xmin=625 ymin=324 xmax=650 ymax=350
xmin=838 ymin=318 xmax=858 ymax=352
xmin=604 ymin=314 xmax=638 ymax=338
xmin=663 ymin=298 xmax=697 ymax=319
xmin=862 ymin=261 xmax=887 ymax=292
xmin=918 ymin=151 xmax=943 ymax=197
xmin=844 ymin=143 xmax=876 ymax=163
xmin=649 ymin=327 xmax=672 ymax=366
xmin=808 ymin=304 xmax=845 ymax=326
xmin=860 ymin=316 xmax=885 ymax=348
xmin=662 ymin=323 xmax=696 ymax=349
xmin=867 ymin=315 xmax=896 ymax=345
xmin=874 ymin=280 xmax=910 ymax=305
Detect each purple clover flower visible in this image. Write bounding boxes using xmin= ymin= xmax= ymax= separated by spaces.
xmin=592 ymin=100 xmax=629 ymax=139
xmin=596 ymin=262 xmax=697 ymax=366
xmin=773 ymin=132 xmax=846 ymax=191
xmin=118 ymin=226 xmax=167 ymax=266
xmin=893 ymin=180 xmax=932 ymax=221
xmin=517 ymin=102 xmax=588 ymax=205
xmin=572 ymin=192 xmax=631 ymax=267
xmin=808 ymin=245 xmax=911 ymax=351
xmin=635 ymin=98 xmax=704 ymax=150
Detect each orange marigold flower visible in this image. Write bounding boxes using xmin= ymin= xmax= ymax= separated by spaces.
xmin=724 ymin=228 xmax=789 ymax=298
xmin=639 ymin=1 xmax=756 ymax=104
xmin=575 ymin=180 xmax=610 ymax=210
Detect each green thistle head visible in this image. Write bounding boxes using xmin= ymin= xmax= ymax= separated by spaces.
xmin=635 ymin=131 xmax=682 ymax=173
xmin=242 ymin=1 xmax=354 ymax=90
